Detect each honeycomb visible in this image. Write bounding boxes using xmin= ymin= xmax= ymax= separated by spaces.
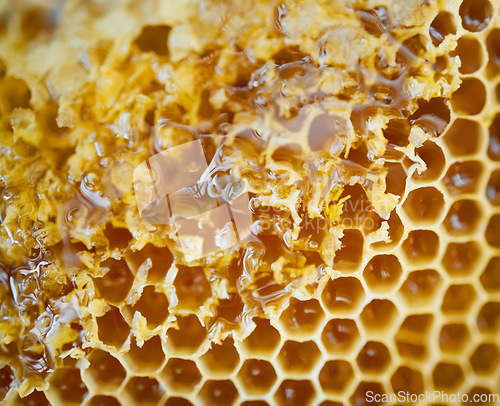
xmin=0 ymin=0 xmax=500 ymax=405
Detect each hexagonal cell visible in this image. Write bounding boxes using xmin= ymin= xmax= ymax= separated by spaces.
xmin=94 ymin=258 xmax=134 ymax=304
xmin=274 ymin=380 xmax=315 ymax=406
xmin=443 ymin=160 xmax=483 ymax=196
xmin=443 ymin=119 xmax=482 ymax=156
xmin=104 ymin=226 xmax=133 ymax=251
xmin=319 ymin=360 xmax=354 ymax=394
xmin=84 ymin=349 xmax=126 ymax=392
xmin=332 ymin=229 xmax=364 ymax=271
xmin=237 ymin=359 xmax=277 ymax=395
xmin=241 ymin=318 xmax=281 ymax=357
xmin=451 ymin=36 xmax=484 ymax=74
xmin=383 ymin=118 xmax=411 ymax=146
xmin=432 ymin=362 xmax=464 ymax=390
xmin=96 ymin=305 xmax=129 ymax=348
xmin=199 ymin=338 xmax=240 ymax=377
xmin=122 ymin=336 xmax=165 ymax=374
xmin=450 ymin=77 xmax=486 ymax=115
xmin=470 ymin=343 xmax=499 ymax=374
xmin=356 ymin=341 xmax=391 ymax=373
xmin=321 ymin=318 xmax=360 ymax=355
xmin=402 ymin=187 xmax=445 ymax=224
xmin=399 ymin=269 xmax=443 ymax=306
xmin=124 ymin=377 xmax=164 ymax=406
xmin=459 ymin=0 xmax=493 ymax=32
xmin=12 ymin=390 xmax=50 ymax=406
xmin=441 ymin=284 xmax=477 ymax=314
xmin=279 ymin=298 xmax=324 ymax=337
xmin=487 ymin=169 xmax=500 ymax=205
xmin=488 ymin=113 xmax=500 ymax=160
xmin=128 ymin=285 xmax=169 ymax=328
xmin=350 ymin=382 xmax=385 ymax=406
xmin=385 ymin=162 xmax=407 ymax=197
xmin=486 ymin=214 xmax=500 ymax=247
xmin=126 ymin=243 xmax=173 ymax=283
xmin=173 ymin=265 xmax=211 ymax=311
xmin=161 ymin=358 xmax=202 ymax=393
xmin=444 ymin=199 xmax=481 ymax=236
xmin=442 ymin=241 xmax=480 ymax=276
xmin=363 ymin=254 xmax=402 ymax=293
xmin=321 ymin=277 xmax=365 ymax=315
xmin=477 ymin=302 xmax=500 ymax=332
xmin=409 ymin=98 xmax=450 ymax=137
xmin=439 ymin=323 xmax=471 ymax=353
xmin=86 ymin=395 xmax=121 ymax=406
xmin=411 ymin=141 xmax=446 ymax=183
xmin=430 ymin=11 xmax=456 ymax=46
xmin=48 ymin=368 xmax=88 ymax=405
xmin=480 ymin=257 xmax=500 ymax=291
xmin=402 ymin=229 xmax=439 ymax=264
xmin=370 ymin=211 xmax=404 ymax=250
xmin=391 ymin=366 xmax=424 ymax=394
xmin=163 ymin=398 xmax=193 ymax=406
xmin=359 ymin=299 xmax=398 ymax=334
xmin=396 ymin=314 xmax=433 ymax=361
xmin=166 ymin=315 xmax=207 ymax=355
xmin=198 ymin=380 xmax=238 ymax=406
xmin=277 ymin=340 xmax=321 ymax=375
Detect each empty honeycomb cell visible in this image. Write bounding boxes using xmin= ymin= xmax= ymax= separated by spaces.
xmin=84 ymin=349 xmax=126 ymax=391
xmin=469 ymin=343 xmax=499 ymax=374
xmin=396 ymin=315 xmax=433 ymax=359
xmin=442 ymin=160 xmax=483 ymax=196
xmin=459 ymin=0 xmax=493 ymax=32
xmin=487 ymin=170 xmax=500 ymax=205
xmin=163 ymin=397 xmax=193 ymax=406
xmin=122 ymin=336 xmax=165 ymax=374
xmin=430 ymin=11 xmax=456 ymax=46
xmin=450 ymin=77 xmax=486 ymax=115
xmin=432 ymin=362 xmax=464 ymax=390
xmin=359 ymin=299 xmax=398 ymax=334
xmin=356 ymin=341 xmax=391 ymax=373
xmin=439 ymin=323 xmax=471 ymax=353
xmin=274 ymin=380 xmax=315 ymax=406
xmin=488 ymin=113 xmax=500 ymax=160
xmin=173 ymin=265 xmax=211 ymax=311
xmin=198 ymin=380 xmax=238 ymax=406
xmin=94 ymin=258 xmax=134 ymax=304
xmin=12 ymin=390 xmax=50 ymax=406
xmin=124 ymin=377 xmax=165 ymax=406
xmin=402 ymin=230 xmax=439 ymax=264
xmin=350 ymin=382 xmax=385 ymax=406
xmin=134 ymin=25 xmax=171 ymax=56
xmin=443 ymin=119 xmax=482 ymax=156
xmin=86 ymin=395 xmax=121 ymax=406
xmin=279 ymin=298 xmax=324 ymax=337
xmin=103 ymin=226 xmax=133 ymax=251
xmin=451 ymin=36 xmax=483 ymax=74
xmin=318 ymin=360 xmax=354 ymax=394
xmin=321 ymin=318 xmax=360 ymax=355
xmin=363 ymin=254 xmax=402 ymax=293
xmin=161 ymin=358 xmax=201 ymax=393
xmin=166 ymin=315 xmax=207 ymax=355
xmin=321 ymin=277 xmax=365 ymax=314
xmin=332 ymin=229 xmax=364 ymax=271
xmin=391 ymin=366 xmax=424 ymax=394
xmin=199 ymin=338 xmax=240 ymax=376
xmin=241 ymin=318 xmax=281 ymax=357
xmin=409 ymin=98 xmax=450 ymax=137
xmin=126 ymin=244 xmax=174 ymax=283
xmin=442 ymin=241 xmax=480 ymax=276
xmin=383 ymin=118 xmax=411 ymax=146
xmin=485 ymin=214 xmax=500 ymax=247
xmin=441 ymin=284 xmax=477 ymax=313
xmin=129 ymin=285 xmax=169 ymax=328
xmin=402 ymin=187 xmax=445 ymax=224
xmin=237 ymin=359 xmax=277 ymax=395
xmin=480 ymin=257 xmax=500 ymax=291
xmin=443 ymin=199 xmax=481 ymax=236
xmin=277 ymin=340 xmax=321 ymax=375
xmin=477 ymin=302 xmax=500 ymax=332
xmin=412 ymin=141 xmax=446 ymax=182
xmin=370 ymin=211 xmax=404 ymax=250
xmin=96 ymin=305 xmax=129 ymax=348
xmin=48 ymin=368 xmax=88 ymax=405
xmin=385 ymin=162 xmax=407 ymax=197
xmin=399 ymin=269 xmax=443 ymax=306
